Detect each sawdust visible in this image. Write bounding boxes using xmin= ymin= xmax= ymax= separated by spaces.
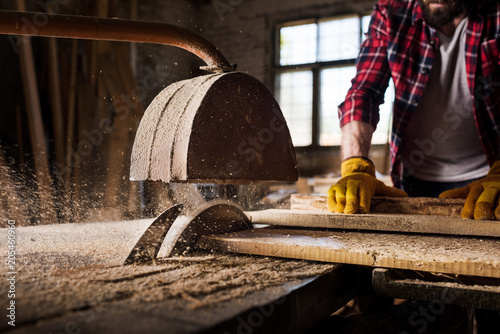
xmin=129 ymin=79 xmax=185 ymax=181
xmin=0 ymin=252 xmax=336 ymax=328
xmin=171 ymin=75 xmax=222 ymax=180
xmin=0 ymin=221 xmax=337 ymax=330
xmin=130 ymin=73 xmax=221 ymax=182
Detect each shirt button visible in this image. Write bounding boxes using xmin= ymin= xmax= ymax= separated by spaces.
xmin=421 ymin=69 xmax=429 ymax=75
xmin=429 ymin=40 xmax=436 ymax=46
xmin=411 ymin=99 xmax=418 ymax=104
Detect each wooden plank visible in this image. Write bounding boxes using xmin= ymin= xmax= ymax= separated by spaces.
xmin=99 ymin=52 xmax=135 ymax=217
xmin=245 ymin=209 xmax=500 ymax=238
xmin=15 ymin=105 xmax=25 ymax=170
xmin=62 ymin=39 xmax=78 ymax=219
xmin=198 ymin=228 xmax=500 ymax=278
xmin=129 ymin=0 xmax=138 ymax=75
xmin=102 ymin=43 xmax=144 ymax=217
xmin=46 ymin=37 xmax=65 ymax=168
xmin=372 ymin=269 xmax=500 ymax=311
xmin=291 ymin=193 xmax=465 ymax=217
xmin=45 ymin=3 xmax=65 ymax=170
xmin=15 ymin=0 xmax=57 ymax=224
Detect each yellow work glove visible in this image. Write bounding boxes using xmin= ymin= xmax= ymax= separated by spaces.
xmin=327 ymin=157 xmax=408 ymax=214
xmin=439 ymin=161 xmax=500 ymax=220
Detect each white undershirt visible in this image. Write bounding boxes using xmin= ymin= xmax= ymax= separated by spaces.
xmin=401 ymin=18 xmax=489 ymax=182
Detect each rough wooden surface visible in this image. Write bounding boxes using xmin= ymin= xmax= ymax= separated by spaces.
xmin=0 ymin=220 xmax=346 ymax=334
xmin=372 ymin=269 xmax=500 ymax=311
xmin=199 ymin=228 xmax=500 ymax=279
xmin=291 ymin=194 xmax=465 ymax=217
xmin=246 ymin=209 xmax=500 ymax=238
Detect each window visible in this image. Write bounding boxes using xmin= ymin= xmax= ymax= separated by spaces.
xmin=275 ymin=14 xmax=394 ymax=147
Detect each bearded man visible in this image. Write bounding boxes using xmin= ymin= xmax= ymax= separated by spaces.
xmin=330 ymin=0 xmax=500 ymax=331
xmin=331 ymin=0 xmax=500 ymax=219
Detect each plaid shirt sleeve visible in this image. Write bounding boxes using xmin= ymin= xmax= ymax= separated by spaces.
xmin=338 ymin=3 xmax=392 ymax=130
xmin=338 ymin=0 xmax=500 ymax=186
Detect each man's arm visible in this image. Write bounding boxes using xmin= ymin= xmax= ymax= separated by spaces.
xmin=341 ymin=120 xmax=374 ymax=161
xmin=329 ymin=120 xmax=406 ymax=215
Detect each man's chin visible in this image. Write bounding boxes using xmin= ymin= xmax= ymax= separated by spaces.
xmin=418 ymin=0 xmax=468 ymax=27
xmin=425 ymin=12 xmax=455 ymax=27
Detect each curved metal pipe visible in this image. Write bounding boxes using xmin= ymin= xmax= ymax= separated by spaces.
xmin=0 ymin=10 xmax=234 ymax=72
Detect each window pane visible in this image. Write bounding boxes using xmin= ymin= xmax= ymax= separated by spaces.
xmin=276 ymin=71 xmax=313 ymax=146
xmin=319 ymin=66 xmax=357 ymax=145
xmin=372 ymin=80 xmax=395 ymax=144
xmin=318 ymin=16 xmax=360 ymax=61
xmin=280 ymin=24 xmax=317 ymax=65
xmin=320 ymin=68 xmax=394 ymax=146
xmin=361 ymin=15 xmax=371 ymax=40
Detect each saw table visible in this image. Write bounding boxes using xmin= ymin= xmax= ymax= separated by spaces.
xmin=2 ymin=197 xmax=500 ymax=333
xmin=0 ymin=219 xmax=355 ymax=334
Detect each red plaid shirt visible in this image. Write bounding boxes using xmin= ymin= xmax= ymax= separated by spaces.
xmin=339 ymin=0 xmax=500 ymax=187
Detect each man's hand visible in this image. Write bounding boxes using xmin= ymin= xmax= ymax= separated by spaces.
xmin=327 ymin=157 xmax=408 ymax=214
xmin=440 ymin=161 xmax=500 ymax=220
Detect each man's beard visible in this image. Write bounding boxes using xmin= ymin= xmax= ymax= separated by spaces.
xmin=417 ymin=0 xmax=471 ymax=27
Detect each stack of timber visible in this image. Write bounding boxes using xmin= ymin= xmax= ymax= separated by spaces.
xmin=195 ymin=194 xmax=500 ymax=280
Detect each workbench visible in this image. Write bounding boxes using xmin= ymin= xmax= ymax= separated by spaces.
xmin=3 ymin=204 xmax=500 ymax=334
xmin=0 ymin=219 xmax=355 ymax=334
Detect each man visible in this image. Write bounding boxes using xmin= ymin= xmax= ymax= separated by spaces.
xmin=329 ymin=1 xmax=500 ymax=331
xmin=329 ymin=0 xmax=500 ymax=221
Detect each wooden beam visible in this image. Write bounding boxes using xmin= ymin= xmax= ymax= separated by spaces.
xmin=46 ymin=4 xmax=65 ymax=169
xmin=63 ymin=39 xmax=78 ymax=218
xmin=15 ymin=0 xmax=57 ymax=224
xmin=246 ymin=209 xmax=500 ymax=238
xmin=99 ymin=52 xmax=136 ymax=218
xmin=129 ymin=0 xmax=138 ymax=76
xmin=198 ymin=228 xmax=500 ymax=278
xmin=291 ymin=194 xmax=464 ymax=217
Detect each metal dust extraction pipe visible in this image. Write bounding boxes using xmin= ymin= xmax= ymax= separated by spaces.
xmin=0 ymin=10 xmax=233 ymax=72
xmin=0 ymin=10 xmax=297 ymax=184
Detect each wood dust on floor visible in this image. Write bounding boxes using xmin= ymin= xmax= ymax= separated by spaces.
xmin=1 ymin=247 xmax=337 ymax=329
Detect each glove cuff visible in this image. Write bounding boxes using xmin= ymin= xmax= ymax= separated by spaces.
xmin=341 ymin=157 xmax=376 ymax=177
xmin=487 ymin=161 xmax=500 ymax=176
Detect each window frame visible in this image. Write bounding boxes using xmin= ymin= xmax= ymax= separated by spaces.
xmin=273 ymin=12 xmax=373 ymax=149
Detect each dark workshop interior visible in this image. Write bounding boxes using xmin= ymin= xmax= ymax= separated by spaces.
xmin=0 ymin=0 xmax=499 ymax=333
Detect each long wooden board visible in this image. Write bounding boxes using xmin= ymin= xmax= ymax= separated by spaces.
xmin=198 ymin=228 xmax=500 ymax=278
xmin=291 ymin=194 xmax=465 ymax=217
xmin=15 ymin=0 xmax=57 ymax=224
xmin=245 ymin=209 xmax=500 ymax=238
